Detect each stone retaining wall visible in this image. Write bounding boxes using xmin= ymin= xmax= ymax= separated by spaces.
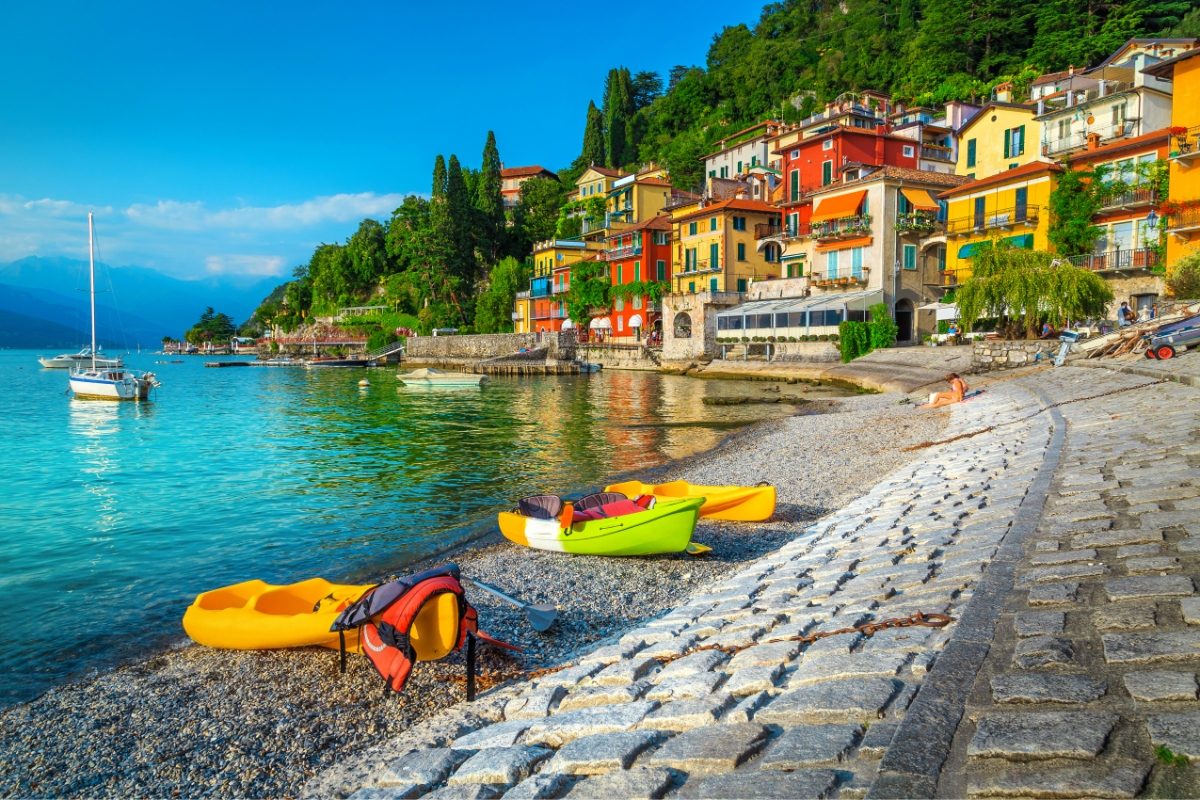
xmin=972 ymin=340 xmax=1056 ymax=371
xmin=407 ymin=332 xmax=573 ymax=361
xmin=575 ymin=345 xmax=660 ymax=371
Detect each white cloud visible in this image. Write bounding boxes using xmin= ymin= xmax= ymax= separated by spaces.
xmin=204 ymin=254 xmax=288 ymax=277
xmin=126 ymin=192 xmax=407 ymax=231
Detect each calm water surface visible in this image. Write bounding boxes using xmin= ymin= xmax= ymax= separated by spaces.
xmin=0 ymin=349 xmax=837 ymax=706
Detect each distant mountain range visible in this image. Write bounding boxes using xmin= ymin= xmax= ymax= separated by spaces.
xmin=0 ymin=257 xmax=281 ymax=348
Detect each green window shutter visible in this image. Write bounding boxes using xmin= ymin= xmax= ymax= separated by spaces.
xmin=737 ymin=243 xmax=745 ymax=261
xmin=710 ymin=242 xmax=719 ymax=268
xmin=737 ymin=278 xmax=747 ymax=292
xmin=657 ymin=260 xmax=665 ymax=280
xmin=710 ymin=277 xmax=718 ymax=292
xmin=710 ymin=217 xmax=717 ymax=231
xmin=967 ymin=139 xmax=976 ymax=168
xmin=1003 ymin=128 xmax=1011 ymax=159
xmin=822 ymin=161 xmax=832 ymax=185
xmin=689 ymin=221 xmax=696 ymax=236
xmin=634 ymin=263 xmax=641 ymax=281
xmin=1018 ymin=125 xmax=1026 ymax=155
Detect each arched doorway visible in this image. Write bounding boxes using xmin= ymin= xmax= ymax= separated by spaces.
xmin=894 ymin=298 xmax=914 ymax=343
xmin=674 ymin=312 xmax=692 ymax=339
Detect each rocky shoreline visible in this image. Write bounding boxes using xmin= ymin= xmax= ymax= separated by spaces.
xmin=0 ymin=392 xmax=948 ymax=799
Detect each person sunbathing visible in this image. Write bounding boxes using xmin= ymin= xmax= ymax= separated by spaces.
xmin=920 ymin=373 xmax=968 ymax=408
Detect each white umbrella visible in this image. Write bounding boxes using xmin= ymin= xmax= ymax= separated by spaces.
xmin=589 ymin=317 xmax=612 ymax=330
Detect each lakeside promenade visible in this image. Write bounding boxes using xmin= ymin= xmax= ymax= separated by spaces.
xmin=306 ymin=360 xmax=1200 ymax=799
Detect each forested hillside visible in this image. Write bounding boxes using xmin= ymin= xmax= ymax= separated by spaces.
xmin=250 ymin=0 xmax=1199 ymax=339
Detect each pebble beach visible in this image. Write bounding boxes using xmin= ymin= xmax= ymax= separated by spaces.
xmin=0 ymin=390 xmax=948 ymax=799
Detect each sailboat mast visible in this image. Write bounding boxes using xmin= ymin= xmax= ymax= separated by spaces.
xmin=88 ymin=212 xmax=97 ymax=369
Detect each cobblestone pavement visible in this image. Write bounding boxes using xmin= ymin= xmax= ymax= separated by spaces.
xmin=303 ymin=365 xmax=1197 ymax=799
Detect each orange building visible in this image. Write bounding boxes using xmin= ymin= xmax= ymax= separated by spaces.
xmin=1144 ymin=49 xmax=1200 ymax=271
xmin=500 ymin=165 xmax=557 ymax=211
xmin=604 ymin=215 xmax=673 ymax=340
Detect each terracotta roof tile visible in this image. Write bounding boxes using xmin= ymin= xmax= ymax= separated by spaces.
xmin=501 ymin=165 xmax=556 ymax=179
xmin=940 ymin=161 xmax=1063 ymax=198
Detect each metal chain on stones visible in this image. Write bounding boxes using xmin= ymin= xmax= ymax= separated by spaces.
xmin=451 ymin=610 xmax=954 ymax=692
xmin=904 ymin=378 xmax=1167 ymax=452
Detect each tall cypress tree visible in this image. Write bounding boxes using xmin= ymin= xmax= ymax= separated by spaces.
xmin=580 ymin=100 xmax=606 ymax=168
xmin=432 ymin=154 xmax=447 ymax=199
xmin=476 ymin=131 xmax=505 ymax=266
xmin=445 ymin=155 xmax=476 ymax=290
xmin=603 ymin=67 xmax=636 ymax=169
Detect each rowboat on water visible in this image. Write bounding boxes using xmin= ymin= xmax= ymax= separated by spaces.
xmin=397 ymin=367 xmax=486 ymax=386
xmin=604 ymin=479 xmax=776 ymax=522
xmin=498 ymin=492 xmax=707 ymax=556
xmin=182 ymin=577 xmax=374 ymax=650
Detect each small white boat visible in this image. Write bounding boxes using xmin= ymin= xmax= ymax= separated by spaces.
xmin=67 ymin=213 xmax=160 ymax=402
xmin=397 ymin=367 xmax=486 ymax=386
xmin=39 ymin=347 xmax=122 ymax=370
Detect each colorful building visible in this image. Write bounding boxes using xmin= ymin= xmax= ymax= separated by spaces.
xmin=500 ymin=165 xmax=557 ymax=211
xmin=939 ymin=161 xmax=1062 ymax=284
xmin=606 ymin=167 xmax=682 ymax=231
xmin=567 ymin=165 xmax=629 ymax=240
xmin=603 ymin=215 xmax=673 ymax=339
xmin=527 ymin=239 xmax=603 ymax=333
xmin=1144 ymin=47 xmax=1200 ymax=271
xmin=954 ymin=102 xmax=1040 ymax=181
xmin=702 ymin=120 xmax=782 ymax=182
xmin=670 ymin=197 xmax=781 ymax=294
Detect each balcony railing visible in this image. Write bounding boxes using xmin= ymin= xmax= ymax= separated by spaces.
xmin=1067 ymin=247 xmax=1161 ymax=273
xmin=920 ymin=144 xmax=954 ymax=162
xmin=895 ymin=210 xmax=941 ymax=235
xmin=1041 ymin=118 xmax=1138 ymax=156
xmin=811 ymin=214 xmax=873 ymax=241
xmin=755 ymin=222 xmax=782 ymax=240
xmin=1166 ymin=207 xmax=1200 ymax=235
xmin=1170 ymin=125 xmax=1200 ymax=161
xmin=807 ymin=268 xmax=870 ymax=289
xmin=552 ymin=284 xmax=569 ymax=295
xmin=1097 ymin=187 xmax=1156 ymax=211
xmin=676 ymin=259 xmax=718 ymax=275
xmin=604 ymin=244 xmax=642 ymax=261
xmin=946 ymin=206 xmax=1040 ymax=237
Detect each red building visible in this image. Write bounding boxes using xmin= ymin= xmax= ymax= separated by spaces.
xmin=775 ymin=127 xmax=923 ymax=235
xmin=604 ymin=215 xmax=673 ymax=340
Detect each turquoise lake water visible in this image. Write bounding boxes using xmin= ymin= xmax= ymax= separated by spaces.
xmin=0 ymin=349 xmax=810 ymax=707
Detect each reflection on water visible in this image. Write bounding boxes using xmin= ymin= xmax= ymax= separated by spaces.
xmin=0 ymin=352 xmax=848 ymax=706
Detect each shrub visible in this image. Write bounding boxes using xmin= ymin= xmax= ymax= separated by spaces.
xmin=741 ymin=336 xmax=750 ymax=342
xmin=818 ymin=333 xmax=830 ymax=341
xmin=767 ymin=335 xmax=777 ymax=342
xmin=868 ymin=302 xmax=898 ymax=349
xmin=838 ymin=320 xmax=871 ymax=362
xmin=788 ymin=336 xmax=797 ymax=342
xmin=1167 ymin=252 xmax=1200 ymax=299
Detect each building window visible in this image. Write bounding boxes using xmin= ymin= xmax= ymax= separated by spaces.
xmin=689 ymin=221 xmax=697 ymax=236
xmin=688 ymin=281 xmax=695 ymax=293
xmin=732 ymin=216 xmax=746 ymax=231
xmin=710 ymin=277 xmax=719 ymax=292
xmin=737 ymin=161 xmax=743 ymax=173
xmin=737 ymin=242 xmax=746 ymax=261
xmin=966 ymin=138 xmax=977 ymax=168
xmin=617 ymin=317 xmax=624 ymax=332
xmin=1112 ymin=103 xmax=1126 ymax=129
xmin=903 ymin=244 xmax=917 ymax=270
xmin=974 ymin=197 xmax=986 ymax=230
xmin=720 ymin=166 xmax=728 ymax=178
xmin=903 ymin=145 xmax=915 ymax=158
xmin=823 ymin=138 xmax=834 ymax=150
xmin=787 ymin=212 xmax=799 ymax=236
xmin=710 ymin=242 xmax=719 ymax=269
xmin=751 ymin=155 xmax=758 ymax=166
xmin=634 ymin=295 xmax=643 ymax=309
xmin=709 ymin=170 xmax=716 ymax=178
xmin=822 ymin=161 xmax=833 ymax=186
xmin=789 ymin=169 xmax=800 ymax=202
xmin=656 ymin=259 xmax=666 ymax=280
xmin=737 ymin=278 xmax=747 ymax=292
xmin=790 ymin=149 xmax=799 ymax=158
xmin=616 ymin=265 xmax=623 ymax=283
xmin=634 ymin=262 xmax=641 ymax=281
xmin=1003 ymin=125 xmax=1025 ymax=158
xmin=1057 ymin=118 xmax=1072 ymax=141
xmin=851 ymin=247 xmax=863 ymax=278
xmin=710 ymin=217 xmax=717 ymax=231
xmin=827 ymin=250 xmax=839 ymax=279
xmin=1015 ymin=187 xmax=1028 ymax=222
xmin=615 ymin=296 xmax=625 ymax=311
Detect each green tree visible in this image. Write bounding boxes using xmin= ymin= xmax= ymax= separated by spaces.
xmin=474 ymin=257 xmax=531 ymax=333
xmin=563 ymin=259 xmax=611 ymax=330
xmin=308 ymin=243 xmax=352 ymax=310
xmin=631 ymin=71 xmax=664 ymax=110
xmin=868 ymin=303 xmax=898 ymax=350
xmin=957 ymin=245 xmax=1112 ymax=337
xmin=345 ymin=218 xmax=390 ymax=296
xmin=603 ymin=67 xmax=636 ymax=169
xmin=510 ymin=176 xmax=566 ymax=256
xmin=432 ymin=154 xmax=447 ymax=199
xmin=385 ymin=195 xmax=432 ymax=272
xmin=475 ymin=130 xmax=506 ymax=265
xmin=578 ymin=100 xmax=606 ymax=169
xmin=1048 ymin=166 xmax=1103 ymax=257
xmin=1166 ymin=251 xmax=1200 ymax=299
xmin=185 ymin=306 xmax=237 ymax=345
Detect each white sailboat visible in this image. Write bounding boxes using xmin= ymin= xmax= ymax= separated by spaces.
xmin=68 ymin=213 xmax=159 ymax=401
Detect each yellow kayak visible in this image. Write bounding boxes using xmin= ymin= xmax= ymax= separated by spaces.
xmin=604 ymin=479 xmax=776 ymax=522
xmin=182 ymin=577 xmax=374 ymax=650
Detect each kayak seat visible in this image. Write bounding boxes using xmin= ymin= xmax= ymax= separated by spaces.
xmin=409 ymin=591 xmax=462 ymax=662
xmin=574 ymin=491 xmax=627 ymax=512
xmin=633 ymin=494 xmax=656 ymax=509
xmin=573 ymin=498 xmax=643 ymax=522
xmin=518 ymin=494 xmax=563 ymax=520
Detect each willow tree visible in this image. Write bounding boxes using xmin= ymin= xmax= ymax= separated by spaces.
xmin=956 ymin=244 xmax=1112 ymax=338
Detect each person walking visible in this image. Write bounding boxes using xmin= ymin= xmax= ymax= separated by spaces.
xmin=1117 ymin=301 xmax=1133 ymax=328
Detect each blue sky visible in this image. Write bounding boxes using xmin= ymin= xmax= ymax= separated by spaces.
xmin=1 ymin=0 xmax=764 ymax=283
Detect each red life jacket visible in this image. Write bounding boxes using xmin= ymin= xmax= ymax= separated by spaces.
xmin=331 ymin=563 xmax=518 ymax=700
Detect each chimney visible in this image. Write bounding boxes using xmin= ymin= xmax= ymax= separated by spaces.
xmin=1087 ymin=132 xmax=1101 ymax=151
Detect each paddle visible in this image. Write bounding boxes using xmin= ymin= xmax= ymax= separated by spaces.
xmin=466 ymin=578 xmax=558 ymax=632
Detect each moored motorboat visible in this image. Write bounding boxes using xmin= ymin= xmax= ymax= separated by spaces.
xmin=398 ymin=367 xmax=486 ymax=386
xmin=182 ymin=577 xmax=375 ymax=650
xmin=498 ymin=492 xmax=705 ymax=556
xmin=39 ymin=347 xmax=122 ymax=370
xmin=604 ymin=479 xmax=776 ymax=522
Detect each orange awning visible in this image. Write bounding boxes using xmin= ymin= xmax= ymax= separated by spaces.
xmin=810 ymin=190 xmax=867 ymax=223
xmin=901 ymin=187 xmax=940 ymax=211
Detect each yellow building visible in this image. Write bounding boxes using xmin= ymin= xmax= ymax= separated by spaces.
xmin=606 ymin=167 xmax=679 ymax=229
xmin=567 ymin=165 xmax=628 ymax=240
xmin=1145 ymin=49 xmax=1200 ymax=269
xmin=940 ymin=161 xmax=1062 ymax=282
xmin=955 ymin=102 xmax=1041 ymax=181
xmin=670 ymin=198 xmax=782 ymax=293
xmin=512 ymin=291 xmax=533 ymax=334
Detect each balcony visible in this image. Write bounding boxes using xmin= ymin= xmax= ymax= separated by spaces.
xmin=604 ymin=244 xmax=642 ymax=261
xmin=1166 ymin=207 xmax=1200 ymax=237
xmin=1041 ymin=118 xmax=1139 ymax=157
xmin=920 ymin=144 xmax=954 ymax=162
xmin=552 ymin=284 xmax=569 ymax=295
xmin=1170 ymin=125 xmax=1200 ymax=162
xmin=755 ymin=222 xmax=782 ymax=240
xmin=1097 ymin=187 xmax=1156 ymax=212
xmin=946 ymin=206 xmax=1040 ymax=237
xmin=895 ymin=210 xmax=941 ymax=236
xmin=811 ymin=215 xmax=872 ymax=242
xmin=676 ymin=258 xmax=719 ymax=276
xmin=807 ymin=268 xmax=870 ymax=289
xmin=1067 ymin=247 xmax=1161 ymax=273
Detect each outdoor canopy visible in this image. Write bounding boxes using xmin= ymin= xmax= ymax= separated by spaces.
xmin=715 ymin=289 xmax=884 ymax=330
xmin=809 ymin=190 xmax=867 ymax=223
xmin=561 ymin=319 xmax=575 ymax=330
xmin=900 ymin=188 xmax=940 ymax=211
xmin=589 ymin=317 xmax=612 ymax=330
xmin=958 ymin=234 xmax=1034 ymax=259
xmin=628 ymin=314 xmax=644 ymax=328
